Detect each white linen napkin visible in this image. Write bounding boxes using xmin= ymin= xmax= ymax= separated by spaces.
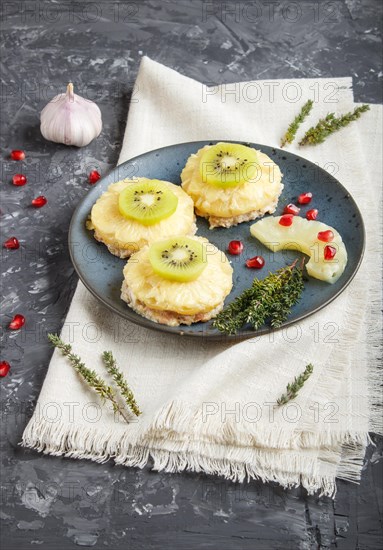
xmin=23 ymin=57 xmax=382 ymax=496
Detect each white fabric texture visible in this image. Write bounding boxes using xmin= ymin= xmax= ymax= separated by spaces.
xmin=23 ymin=57 xmax=382 ymax=497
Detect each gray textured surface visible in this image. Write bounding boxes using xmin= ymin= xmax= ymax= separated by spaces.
xmin=1 ymin=0 xmax=382 ymax=548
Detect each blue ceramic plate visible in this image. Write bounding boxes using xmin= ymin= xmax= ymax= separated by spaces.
xmin=69 ymin=141 xmax=365 ymax=340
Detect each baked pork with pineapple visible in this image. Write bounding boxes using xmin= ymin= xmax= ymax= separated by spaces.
xmin=121 ymin=236 xmax=233 ymax=326
xmin=89 ymin=178 xmax=196 ymax=258
xmin=181 ymin=142 xmax=283 ymax=228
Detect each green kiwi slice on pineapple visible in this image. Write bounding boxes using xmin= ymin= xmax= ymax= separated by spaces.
xmin=149 ymin=237 xmax=207 ymax=282
xmin=199 ymin=142 xmax=259 ymax=188
xmin=118 ymin=180 xmax=178 ymax=225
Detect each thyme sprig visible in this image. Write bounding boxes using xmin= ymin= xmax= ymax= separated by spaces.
xmin=102 ymin=351 xmax=141 ymax=417
xmin=277 ymin=364 xmax=314 ymax=406
xmin=299 ymin=104 xmax=370 ymax=146
xmin=281 ymin=100 xmax=313 ymax=147
xmin=48 ymin=334 xmax=140 ymax=423
xmin=213 ymin=260 xmax=304 ymax=335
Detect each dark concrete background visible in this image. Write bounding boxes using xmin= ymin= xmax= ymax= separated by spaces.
xmin=1 ymin=0 xmax=382 ymax=548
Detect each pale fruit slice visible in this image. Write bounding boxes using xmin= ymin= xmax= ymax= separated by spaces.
xmin=199 ymin=142 xmax=259 ymax=188
xmin=250 ymin=216 xmax=348 ymax=283
xmin=118 ymin=179 xmax=178 ymax=225
xmin=90 ymin=192 xmax=128 ymax=237
xmin=149 ymin=237 xmax=207 ymax=282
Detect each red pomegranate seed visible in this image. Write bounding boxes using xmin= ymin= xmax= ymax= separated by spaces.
xmin=324 ymin=245 xmax=337 ymax=261
xmin=9 ymin=314 xmax=25 ymax=330
xmin=298 ymin=192 xmax=312 ymax=205
xmin=246 ymin=255 xmax=265 ymax=269
xmin=306 ymin=209 xmax=318 ymax=221
xmin=12 ymin=174 xmax=27 ymax=186
xmin=31 ymin=195 xmax=47 ymax=208
xmin=317 ymin=230 xmax=334 ymax=243
xmin=227 ymin=240 xmax=244 ymax=255
xmin=10 ymin=150 xmax=26 ymax=161
xmin=88 ymin=170 xmax=101 ymax=184
xmin=283 ymin=203 xmax=300 ymax=216
xmin=3 ymin=237 xmax=20 ymax=249
xmin=0 ymin=361 xmax=11 ymax=377
xmin=279 ymin=214 xmax=294 ymax=227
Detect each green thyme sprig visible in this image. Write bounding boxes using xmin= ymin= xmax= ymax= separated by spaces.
xmin=299 ymin=104 xmax=370 ymax=146
xmin=102 ymin=351 xmax=141 ymax=417
xmin=212 ymin=260 xmax=304 ymax=335
xmin=277 ymin=364 xmax=314 ymax=406
xmin=48 ymin=334 xmax=140 ymax=423
xmin=281 ymin=100 xmax=313 ymax=148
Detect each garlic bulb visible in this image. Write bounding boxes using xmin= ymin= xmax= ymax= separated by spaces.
xmin=40 ymin=83 xmax=102 ymax=147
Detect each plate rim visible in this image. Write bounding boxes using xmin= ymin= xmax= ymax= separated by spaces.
xmin=68 ymin=140 xmax=366 ymax=341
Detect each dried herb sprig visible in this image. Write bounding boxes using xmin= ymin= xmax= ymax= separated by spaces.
xmin=48 ymin=334 xmax=136 ymax=423
xmin=277 ymin=364 xmax=314 ymax=406
xmin=213 ymin=260 xmax=304 ymax=335
xmin=281 ymin=100 xmax=313 ymax=147
xmin=102 ymin=351 xmax=141 ymax=417
xmin=299 ymin=104 xmax=370 ymax=146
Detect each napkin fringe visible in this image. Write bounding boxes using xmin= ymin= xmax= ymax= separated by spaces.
xmin=365 ymin=227 xmax=383 ymax=437
xmin=22 ymin=416 xmax=334 ymax=494
xmin=336 ymin=442 xmax=368 ymax=484
xmin=117 ymin=446 xmax=338 ymax=497
xmin=21 ymin=419 xmax=121 ymax=464
xmin=22 ymin=410 xmax=368 ymax=500
xmin=367 ymin=350 xmax=383 ymax=437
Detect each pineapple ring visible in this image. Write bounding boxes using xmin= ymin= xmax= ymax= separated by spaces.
xmin=250 ymin=216 xmax=348 ymax=283
xmin=181 ymin=145 xmax=283 ymax=219
xmin=89 ymin=178 xmax=196 ymax=257
xmin=122 ymin=236 xmax=233 ymax=316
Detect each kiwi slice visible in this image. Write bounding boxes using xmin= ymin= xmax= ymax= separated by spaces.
xmin=199 ymin=142 xmax=259 ymax=188
xmin=118 ymin=180 xmax=178 ymax=225
xmin=149 ymin=237 xmax=207 ymax=282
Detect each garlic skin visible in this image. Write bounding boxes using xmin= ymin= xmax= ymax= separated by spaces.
xmin=40 ymin=83 xmax=102 ymax=147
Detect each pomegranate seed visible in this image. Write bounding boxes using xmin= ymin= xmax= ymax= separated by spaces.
xmin=227 ymin=240 xmax=244 ymax=255
xmin=9 ymin=314 xmax=25 ymax=330
xmin=283 ymin=203 xmax=300 ymax=216
xmin=306 ymin=209 xmax=318 ymax=221
xmin=31 ymin=195 xmax=47 ymax=208
xmin=324 ymin=245 xmax=337 ymax=261
xmin=298 ymin=192 xmax=312 ymax=205
xmin=317 ymin=230 xmax=334 ymax=243
xmin=89 ymin=170 xmax=101 ymax=184
xmin=0 ymin=361 xmax=11 ymax=377
xmin=3 ymin=237 xmax=20 ymax=249
xmin=246 ymin=255 xmax=265 ymax=269
xmin=10 ymin=150 xmax=26 ymax=161
xmin=12 ymin=174 xmax=27 ymax=186
xmin=279 ymin=214 xmax=294 ymax=226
